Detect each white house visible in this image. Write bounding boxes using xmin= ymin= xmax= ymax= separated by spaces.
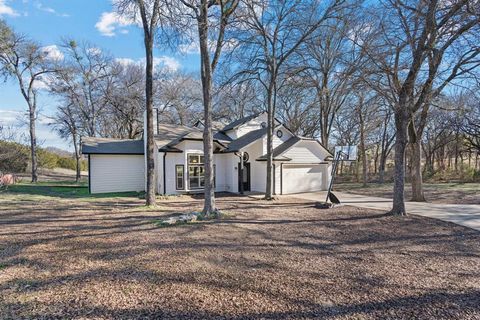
xmin=82 ymin=112 xmax=332 ymax=195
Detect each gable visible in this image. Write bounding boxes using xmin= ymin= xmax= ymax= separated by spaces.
xmin=283 ymin=140 xmax=329 ymax=163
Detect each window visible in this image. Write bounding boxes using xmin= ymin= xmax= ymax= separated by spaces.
xmin=276 ymin=129 xmax=283 ymax=138
xmin=175 ymin=165 xmax=184 ymax=190
xmin=188 ymin=154 xmax=205 ymax=189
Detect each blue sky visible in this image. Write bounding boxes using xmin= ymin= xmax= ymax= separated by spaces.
xmin=0 ymin=0 xmax=200 ymax=151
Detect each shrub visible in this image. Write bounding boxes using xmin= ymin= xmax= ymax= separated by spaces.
xmin=0 ymin=140 xmax=29 ymax=173
xmin=37 ymin=149 xmax=60 ymax=169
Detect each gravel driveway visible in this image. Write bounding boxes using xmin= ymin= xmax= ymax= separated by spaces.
xmin=1 ymin=193 xmax=479 ymax=319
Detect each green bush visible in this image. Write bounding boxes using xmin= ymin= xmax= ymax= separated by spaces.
xmin=0 ymin=140 xmax=29 ymax=173
xmin=57 ymin=156 xmax=76 ymax=170
xmin=37 ymin=149 xmax=60 ymax=169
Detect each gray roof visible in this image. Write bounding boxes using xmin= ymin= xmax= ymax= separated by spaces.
xmin=155 ymin=123 xmax=226 ymax=151
xmin=221 ymin=112 xmax=263 ymax=131
xmin=82 ymin=137 xmax=144 ymax=155
xmin=223 ymin=127 xmax=266 ymax=153
xmin=213 ymin=131 xmax=233 ymax=142
xmin=155 ymin=123 xmax=202 ymax=150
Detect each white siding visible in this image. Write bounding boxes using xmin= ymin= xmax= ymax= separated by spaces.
xmin=161 ymin=141 xmax=235 ymax=195
xmin=283 ymin=140 xmax=329 ymax=163
xmin=229 ymin=113 xmax=268 ymax=139
xmin=90 ymin=154 xmax=145 ymax=194
xmin=282 ymin=164 xmax=329 ymax=194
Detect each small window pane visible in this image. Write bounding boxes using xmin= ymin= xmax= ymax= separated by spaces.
xmin=175 ymin=165 xmax=184 ymax=190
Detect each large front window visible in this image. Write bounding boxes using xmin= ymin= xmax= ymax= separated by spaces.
xmin=188 ymin=154 xmax=205 ymax=189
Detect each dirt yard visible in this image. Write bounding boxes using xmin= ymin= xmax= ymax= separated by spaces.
xmin=1 ymin=185 xmax=479 ymax=319
xmin=335 ymin=182 xmax=480 ymax=204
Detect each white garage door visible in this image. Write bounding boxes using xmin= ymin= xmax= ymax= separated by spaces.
xmin=282 ymin=164 xmax=325 ymax=194
xmin=90 ymin=154 xmax=145 ymax=193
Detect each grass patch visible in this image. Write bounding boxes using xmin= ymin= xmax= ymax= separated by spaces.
xmin=1 ymin=182 xmax=144 ymax=200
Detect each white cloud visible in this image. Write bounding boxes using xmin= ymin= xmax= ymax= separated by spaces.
xmin=115 ymin=58 xmax=136 ymax=67
xmin=153 ymin=56 xmax=180 ymax=72
xmin=41 ymin=45 xmax=64 ymax=61
xmin=95 ymin=11 xmax=133 ymax=37
xmin=115 ymin=56 xmax=181 ymax=72
xmin=35 ymin=2 xmax=70 ymax=17
xmin=87 ymin=47 xmax=102 ymax=56
xmin=0 ymin=0 xmax=18 ymax=17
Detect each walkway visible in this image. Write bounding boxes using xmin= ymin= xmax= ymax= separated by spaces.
xmin=292 ymin=191 xmax=480 ymax=231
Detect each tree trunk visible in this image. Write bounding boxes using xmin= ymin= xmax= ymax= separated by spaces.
xmin=379 ymin=155 xmax=386 ymax=184
xmin=410 ymin=139 xmax=425 ymax=201
xmin=265 ymin=76 xmax=275 ymax=200
xmin=198 ymin=3 xmax=216 ymax=214
xmin=72 ymin=132 xmax=81 ymax=182
xmin=390 ymin=111 xmax=408 ymax=216
xmin=29 ymin=105 xmax=38 ymax=183
xmin=144 ymin=31 xmax=156 ymax=206
xmin=358 ymin=108 xmax=367 ymax=187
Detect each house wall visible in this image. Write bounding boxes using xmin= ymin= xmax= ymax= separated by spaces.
xmin=283 ymin=140 xmax=330 ymax=163
xmin=90 ymin=154 xmax=145 ymax=194
xmin=228 ymin=113 xmax=268 ymax=139
xmin=160 ymin=140 xmax=235 ymax=195
xmin=243 ymin=140 xmax=266 ymax=193
xmin=262 ymin=125 xmax=293 ymax=155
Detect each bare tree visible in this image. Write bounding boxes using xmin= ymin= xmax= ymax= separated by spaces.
xmin=104 ymin=61 xmax=145 ymax=138
xmin=302 ymin=5 xmax=365 ymax=149
xmin=0 ymin=21 xmax=57 ymax=182
xmin=50 ymin=104 xmax=82 ymax=182
xmin=365 ymin=0 xmax=480 ymax=214
xmin=215 ymin=80 xmax=263 ymax=123
xmin=55 ymin=39 xmax=114 ymax=137
xmin=165 ymin=0 xmax=239 ymax=215
xmin=229 ymin=0 xmax=348 ymax=200
xmin=116 ymin=0 xmax=167 ymax=206
xmin=155 ymin=71 xmax=202 ymax=125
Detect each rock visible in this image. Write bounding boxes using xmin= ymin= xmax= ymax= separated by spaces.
xmin=158 ymin=212 xmax=199 ymax=226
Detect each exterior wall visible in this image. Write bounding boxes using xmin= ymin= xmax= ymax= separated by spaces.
xmin=224 ymin=153 xmax=239 ymax=193
xmin=243 ymin=140 xmax=266 ymax=193
xmin=160 ymin=140 xmax=236 ymax=195
xmin=262 ymin=125 xmax=293 ymax=155
xmin=283 ymin=140 xmax=330 ymax=163
xmin=228 ymin=113 xmax=268 ymax=139
xmin=90 ymin=154 xmax=145 ymax=194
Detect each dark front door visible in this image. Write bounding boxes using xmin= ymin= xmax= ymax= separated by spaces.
xmin=238 ymin=162 xmax=251 ymax=192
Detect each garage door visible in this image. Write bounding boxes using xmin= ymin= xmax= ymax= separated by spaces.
xmin=282 ymin=164 xmax=325 ymax=194
xmin=90 ymin=154 xmax=145 ymax=193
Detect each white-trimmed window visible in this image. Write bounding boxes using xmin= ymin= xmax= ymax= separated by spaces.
xmin=176 ymin=165 xmax=184 ymax=190
xmin=188 ymin=154 xmax=205 ymax=189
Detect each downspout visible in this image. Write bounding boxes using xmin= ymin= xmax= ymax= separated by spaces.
xmin=88 ymin=154 xmax=91 ymax=194
xmin=163 ymin=152 xmax=167 ymax=195
xmin=273 ymin=164 xmax=276 ymax=195
xmin=280 ymin=163 xmax=283 ymax=195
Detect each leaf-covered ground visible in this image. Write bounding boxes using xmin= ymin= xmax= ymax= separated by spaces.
xmin=1 ymin=188 xmax=479 ymax=319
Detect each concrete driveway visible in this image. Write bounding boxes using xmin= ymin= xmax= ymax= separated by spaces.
xmin=292 ymin=191 xmax=480 ymax=231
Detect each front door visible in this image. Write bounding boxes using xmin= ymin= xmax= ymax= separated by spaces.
xmin=238 ymin=162 xmax=251 ymax=192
